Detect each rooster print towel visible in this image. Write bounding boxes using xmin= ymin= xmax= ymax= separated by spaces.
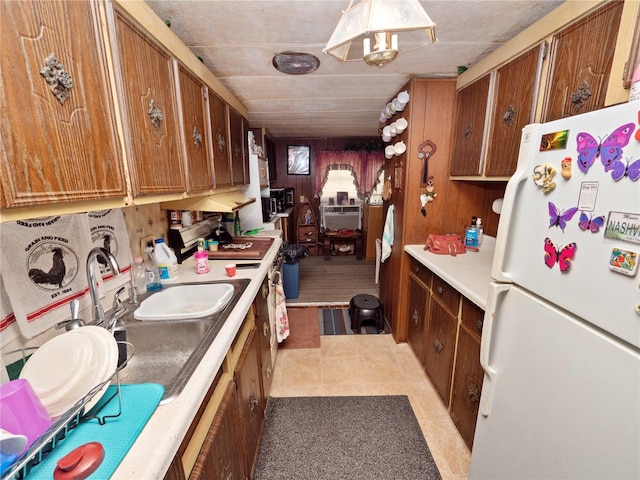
xmin=0 ymin=214 xmax=94 ymax=339
xmin=87 ymin=209 xmax=132 ymax=292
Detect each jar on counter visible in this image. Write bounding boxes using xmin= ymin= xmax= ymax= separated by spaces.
xmin=194 ymin=251 xmax=210 ymax=274
xmin=208 ymin=240 xmax=219 ymax=252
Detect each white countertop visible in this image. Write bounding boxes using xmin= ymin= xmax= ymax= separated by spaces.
xmin=113 ymin=233 xmax=282 ymax=479
xmin=404 ymin=236 xmax=496 ymax=310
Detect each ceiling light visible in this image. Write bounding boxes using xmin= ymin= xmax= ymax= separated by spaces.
xmin=272 ymin=52 xmax=320 ymax=75
xmin=323 ymin=0 xmax=437 ymax=67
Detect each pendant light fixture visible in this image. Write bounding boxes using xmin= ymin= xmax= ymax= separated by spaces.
xmin=323 ymin=0 xmax=437 ymax=67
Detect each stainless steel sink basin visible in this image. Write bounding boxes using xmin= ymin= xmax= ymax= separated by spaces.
xmin=113 ymin=278 xmax=250 ymax=404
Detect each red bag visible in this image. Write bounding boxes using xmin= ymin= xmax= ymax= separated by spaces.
xmin=423 ymin=234 xmax=477 ymax=256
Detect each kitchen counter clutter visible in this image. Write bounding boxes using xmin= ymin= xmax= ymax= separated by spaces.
xmin=404 ymin=236 xmax=495 ymax=310
xmin=109 ymin=233 xmax=282 ymax=479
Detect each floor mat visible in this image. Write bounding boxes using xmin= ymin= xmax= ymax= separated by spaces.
xmin=319 ymin=308 xmax=391 ymax=335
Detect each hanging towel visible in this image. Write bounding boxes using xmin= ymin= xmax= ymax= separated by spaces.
xmin=381 ymin=204 xmax=394 ymax=263
xmin=272 ymin=272 xmax=290 ymax=343
xmin=0 ymin=214 xmax=94 ymax=339
xmin=87 ymin=209 xmax=133 ymax=292
xmin=0 ymin=274 xmax=19 ymax=346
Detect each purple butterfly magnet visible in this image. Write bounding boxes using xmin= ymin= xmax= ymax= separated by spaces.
xmin=575 ymin=123 xmax=635 ymax=174
xmin=548 ymin=202 xmax=578 ymax=232
xmin=610 ymin=158 xmax=640 ymax=182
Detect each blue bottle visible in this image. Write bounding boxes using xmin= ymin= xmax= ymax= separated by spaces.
xmin=465 ymin=216 xmax=479 ymax=248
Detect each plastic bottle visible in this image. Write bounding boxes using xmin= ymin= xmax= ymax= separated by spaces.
xmin=194 ymin=251 xmax=210 ymax=274
xmin=131 ymin=256 xmax=147 ymax=293
xmin=476 ymin=218 xmax=484 ymax=246
xmin=465 ymin=216 xmax=479 ymax=248
xmin=234 ymin=211 xmax=242 ymax=236
xmin=144 ymin=249 xmax=163 ymax=292
xmin=154 ymin=238 xmax=172 ymax=280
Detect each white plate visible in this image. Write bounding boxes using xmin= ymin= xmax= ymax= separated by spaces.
xmin=20 ymin=327 xmax=118 ymax=418
xmin=0 ymin=429 xmax=27 ymax=456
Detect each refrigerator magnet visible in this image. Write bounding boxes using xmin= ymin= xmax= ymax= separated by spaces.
xmin=609 ymin=247 xmax=638 ymax=277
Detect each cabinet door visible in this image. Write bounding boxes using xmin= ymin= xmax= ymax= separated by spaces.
xmin=177 ymin=64 xmax=212 ymax=192
xmin=255 ymin=278 xmax=273 ymax=403
xmin=229 ymin=108 xmax=246 ymax=186
xmin=407 ymin=275 xmax=429 ymax=365
xmin=189 ymin=381 xmax=246 ymax=480
xmin=485 ymin=45 xmax=542 ymax=177
xmin=208 ymin=93 xmax=232 ymax=187
xmin=0 ymin=0 xmax=126 ymax=207
xmin=424 ymin=297 xmax=457 ymax=406
xmin=234 ymin=328 xmax=264 ymax=477
xmin=450 ymin=325 xmax=483 ymax=449
xmin=542 ymin=1 xmax=624 ymax=122
xmin=109 ymin=7 xmax=185 ymax=195
xmin=450 ymin=74 xmax=492 ymax=176
xmin=265 ymin=135 xmax=277 ymax=183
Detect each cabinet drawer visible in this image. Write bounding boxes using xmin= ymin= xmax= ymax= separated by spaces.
xmin=298 ymin=226 xmax=316 ymax=243
xmin=461 ymin=297 xmax=484 ymax=339
xmin=409 ymin=258 xmax=433 ymax=289
xmin=432 ymin=275 xmax=460 ymax=315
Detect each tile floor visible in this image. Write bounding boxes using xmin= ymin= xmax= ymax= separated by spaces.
xmin=270 ymin=334 xmax=471 ymax=480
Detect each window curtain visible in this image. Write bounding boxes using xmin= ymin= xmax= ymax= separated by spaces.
xmin=315 ymin=151 xmax=385 ymax=199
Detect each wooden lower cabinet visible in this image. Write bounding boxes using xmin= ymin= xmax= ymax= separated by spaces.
xmin=234 ymin=328 xmax=264 ymax=478
xmin=406 ymin=258 xmax=485 ymax=450
xmin=424 ymin=297 xmax=457 ymax=406
xmin=190 ymin=381 xmax=246 ymax=479
xmin=254 ymin=278 xmax=273 ymax=402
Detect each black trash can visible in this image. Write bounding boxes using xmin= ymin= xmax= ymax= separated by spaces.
xmin=281 ymin=243 xmax=309 ymax=299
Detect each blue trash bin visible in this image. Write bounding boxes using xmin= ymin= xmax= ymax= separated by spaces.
xmin=282 ymin=261 xmax=300 ymax=299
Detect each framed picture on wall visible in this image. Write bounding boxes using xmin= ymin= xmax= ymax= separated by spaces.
xmin=287 ymin=145 xmax=310 ymax=175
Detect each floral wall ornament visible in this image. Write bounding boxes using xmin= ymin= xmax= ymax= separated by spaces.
xmin=40 ymin=54 xmax=73 ymax=105
xmin=148 ymin=100 xmax=164 ymax=130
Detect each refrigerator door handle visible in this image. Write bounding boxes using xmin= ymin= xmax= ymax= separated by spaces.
xmin=479 ymin=282 xmax=511 ymax=417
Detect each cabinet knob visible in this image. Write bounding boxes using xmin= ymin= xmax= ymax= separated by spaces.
xmin=262 ymin=284 xmax=269 ymax=299
xmin=476 ymin=319 xmax=484 ymax=334
xmin=266 ymin=366 xmax=272 ymax=380
xmin=437 ymin=286 xmax=444 ymax=296
xmin=468 ymin=383 xmax=480 ymax=403
xmin=249 ymin=395 xmax=259 ymax=411
xmin=263 ymin=321 xmax=269 ymax=337
xmin=412 ymin=308 xmax=419 ymax=327
xmin=40 ymin=54 xmax=73 ymax=105
xmin=148 ymin=100 xmax=164 ymax=130
xmin=433 ymin=338 xmax=443 ymax=353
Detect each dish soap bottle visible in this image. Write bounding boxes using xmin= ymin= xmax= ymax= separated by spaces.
xmin=144 ymin=248 xmax=163 ymax=292
xmin=465 ymin=216 xmax=479 ymax=248
xmin=234 ymin=211 xmax=242 ymax=237
xmin=476 ymin=218 xmax=484 ymax=246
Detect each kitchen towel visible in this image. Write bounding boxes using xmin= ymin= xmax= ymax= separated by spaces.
xmin=87 ymin=209 xmax=133 ymax=292
xmin=0 ymin=274 xmax=19 ymax=346
xmin=271 ymin=273 xmax=290 ymax=343
xmin=381 ymin=204 xmax=394 ymax=263
xmin=0 ymin=214 xmax=94 ymax=339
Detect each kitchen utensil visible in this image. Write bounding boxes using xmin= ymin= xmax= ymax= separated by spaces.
xmin=56 ymin=299 xmax=85 ymax=331
xmin=0 ymin=379 xmax=52 ymax=453
xmin=53 ymin=442 xmax=104 ymax=480
xmin=0 ymin=429 xmax=27 ymax=456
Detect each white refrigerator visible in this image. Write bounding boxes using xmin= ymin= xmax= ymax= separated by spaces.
xmin=469 ymin=101 xmax=640 ymax=479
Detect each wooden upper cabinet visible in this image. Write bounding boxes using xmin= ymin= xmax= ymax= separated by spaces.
xmin=229 ymin=108 xmax=246 ymax=186
xmin=450 ymin=74 xmax=492 ymax=176
xmin=542 ymin=1 xmax=625 ymax=122
xmin=209 ymin=92 xmax=232 ymax=188
xmin=176 ymin=63 xmax=213 ymax=192
xmin=0 ymin=0 xmax=126 ymax=207
xmin=108 ymin=6 xmax=185 ymax=196
xmin=485 ymin=45 xmax=542 ymax=177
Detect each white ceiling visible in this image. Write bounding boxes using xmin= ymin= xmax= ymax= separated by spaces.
xmin=145 ymin=0 xmax=564 ymax=139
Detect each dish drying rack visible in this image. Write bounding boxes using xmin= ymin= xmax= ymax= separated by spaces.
xmin=1 ymin=342 xmax=135 ymax=480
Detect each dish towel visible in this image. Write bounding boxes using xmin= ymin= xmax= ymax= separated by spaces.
xmin=381 ymin=204 xmax=394 ymax=263
xmin=272 ymin=272 xmax=290 ymax=343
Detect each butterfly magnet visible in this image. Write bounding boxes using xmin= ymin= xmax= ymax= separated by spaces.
xmin=544 ymin=237 xmax=577 ymax=272
xmin=609 ymin=158 xmax=640 ymax=182
xmin=576 ymin=123 xmax=635 ymax=174
xmin=578 ymin=212 xmax=605 ymax=233
xmin=548 ymin=202 xmax=578 ymax=232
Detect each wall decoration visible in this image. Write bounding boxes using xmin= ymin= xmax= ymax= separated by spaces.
xmin=287 ymin=145 xmax=310 ymax=175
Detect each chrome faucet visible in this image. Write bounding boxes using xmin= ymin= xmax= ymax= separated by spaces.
xmin=87 ymin=247 xmax=121 ymax=325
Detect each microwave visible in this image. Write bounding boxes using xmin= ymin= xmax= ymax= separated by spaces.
xmin=261 ymin=196 xmax=276 ymax=221
xmin=270 ymin=188 xmax=286 ymax=213
xmin=284 ymin=187 xmax=295 ymax=208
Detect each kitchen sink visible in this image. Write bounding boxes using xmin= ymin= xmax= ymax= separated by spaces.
xmin=113 ymin=278 xmax=250 ymax=404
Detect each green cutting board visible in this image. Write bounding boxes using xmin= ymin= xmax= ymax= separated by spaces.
xmin=23 ymin=383 xmax=164 ymax=479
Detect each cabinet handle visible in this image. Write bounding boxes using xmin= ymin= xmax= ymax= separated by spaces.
xmin=502 ymin=104 xmax=516 ymax=127
xmin=412 ymin=308 xmax=419 ymax=327
xmin=192 ymin=126 xmax=202 ymax=146
xmin=463 ymin=123 xmax=473 ymax=140
xmin=476 ymin=319 xmax=484 ymax=334
xmin=263 ymin=321 xmax=269 ymax=337
xmin=468 ymin=383 xmax=480 ymax=403
xmin=40 ymin=54 xmax=73 ymax=105
xmin=433 ymin=339 xmax=443 ymax=353
xmin=262 ymin=284 xmax=269 ymax=299
xmin=437 ymin=286 xmax=445 ymax=296
xmin=570 ymin=81 xmax=591 ymax=113
xmin=266 ymin=366 xmax=272 ymax=380
xmin=249 ymin=395 xmax=259 ymax=411
xmin=148 ymin=100 xmax=164 ymax=130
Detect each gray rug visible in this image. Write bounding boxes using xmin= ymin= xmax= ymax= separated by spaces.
xmin=254 ymin=396 xmax=442 ymax=480
xmin=286 ymin=255 xmax=379 ymax=306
